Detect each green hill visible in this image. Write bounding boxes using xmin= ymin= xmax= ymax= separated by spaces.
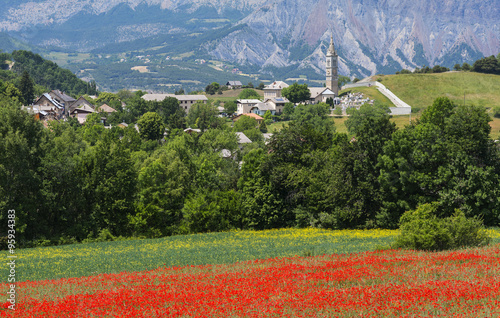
xmin=2 ymin=50 xmax=96 ymax=97
xmin=375 ymin=72 xmax=500 ymax=111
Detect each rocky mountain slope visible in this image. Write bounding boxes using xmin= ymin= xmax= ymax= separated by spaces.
xmin=208 ymin=0 xmax=499 ymax=77
xmin=1 ymin=0 xmax=498 ymax=78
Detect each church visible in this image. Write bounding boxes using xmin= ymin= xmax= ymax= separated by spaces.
xmin=235 ymin=35 xmax=339 ymax=115
xmin=325 ymin=35 xmax=339 ymax=97
xmin=303 ymin=35 xmax=339 ymax=104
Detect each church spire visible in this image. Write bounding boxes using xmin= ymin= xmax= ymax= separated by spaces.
xmin=327 ymin=35 xmax=337 ymax=56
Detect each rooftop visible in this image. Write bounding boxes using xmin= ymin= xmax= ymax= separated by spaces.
xmin=265 ymin=81 xmax=289 ymax=90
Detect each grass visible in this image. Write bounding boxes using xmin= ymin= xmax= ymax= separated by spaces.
xmin=267 ymin=120 xmax=288 ymax=132
xmin=44 ymin=52 xmax=91 ymax=66
xmin=6 ymin=228 xmax=398 ymax=282
xmin=375 ymin=72 xmax=500 ymax=111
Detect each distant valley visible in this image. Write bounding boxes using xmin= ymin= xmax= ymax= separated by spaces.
xmin=1 ymin=0 xmax=498 ymax=92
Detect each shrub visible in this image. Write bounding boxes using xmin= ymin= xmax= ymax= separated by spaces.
xmin=492 ymin=106 xmax=500 ymax=118
xmin=394 ymin=203 xmax=491 ymax=251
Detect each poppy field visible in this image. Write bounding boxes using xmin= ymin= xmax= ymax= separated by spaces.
xmin=2 ymin=228 xmax=500 ymax=317
xmin=2 ymin=228 xmax=398 ymax=282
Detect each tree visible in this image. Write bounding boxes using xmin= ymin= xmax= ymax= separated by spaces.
xmin=432 ymin=65 xmax=449 ymax=73
xmin=186 ymin=102 xmax=224 ymax=131
xmin=153 ymin=96 xmax=183 ymax=125
xmin=223 ymin=101 xmax=237 ymax=115
xmin=198 ymin=129 xmax=239 ymax=154
xmin=345 ymin=103 xmax=390 ymax=135
xmin=263 ymin=110 xmax=273 ymax=124
xmin=238 ymin=148 xmax=282 ymax=229
xmin=325 ymin=97 xmax=334 ymax=107
xmin=259 ymin=120 xmax=268 ymax=133
xmin=19 ymin=71 xmax=34 ymax=105
xmin=0 ymin=80 xmax=21 ymax=102
xmin=282 ymin=102 xmax=295 ymax=120
xmin=238 ymin=88 xmax=260 ymax=99
xmin=243 ymin=128 xmax=263 ymax=143
xmin=205 ymin=82 xmax=220 ymax=95
xmin=377 ymin=98 xmax=500 ymax=228
xmin=0 ymin=51 xmax=9 ymax=70
xmin=132 ymin=149 xmax=190 ymax=237
xmin=338 ymin=75 xmax=351 ymax=88
xmin=95 ymin=92 xmax=120 ymax=105
xmin=87 ymin=80 xmax=98 ymax=95
xmin=40 ymin=121 xmax=88 ymax=240
xmin=461 ymin=63 xmax=472 ymax=71
xmin=419 ymin=96 xmax=454 ymax=127
xmin=233 ymin=115 xmax=258 ymax=132
xmin=281 ymin=82 xmax=311 ymax=104
xmin=472 ymin=55 xmax=500 ymax=75
xmin=182 ymin=190 xmax=241 ymax=233
xmin=137 ymin=112 xmax=165 ymax=141
xmin=291 ymin=103 xmax=335 ymax=136
xmin=0 ymin=102 xmax=46 ymax=243
xmin=453 ymin=64 xmax=462 ymax=71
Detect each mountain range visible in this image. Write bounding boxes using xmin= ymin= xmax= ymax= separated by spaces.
xmin=1 ymin=0 xmax=498 ymax=79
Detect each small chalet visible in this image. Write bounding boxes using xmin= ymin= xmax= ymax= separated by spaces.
xmin=33 ymin=93 xmax=65 ymax=116
xmin=309 ymin=87 xmax=336 ymax=104
xmin=251 ymin=102 xmax=275 ymax=116
xmin=97 ymin=104 xmax=117 ymax=114
xmin=70 ymin=102 xmax=95 ymax=124
xmin=226 ymin=81 xmax=243 ymax=89
xmin=49 ymin=90 xmax=76 ymax=108
xmin=263 ymin=97 xmax=288 ymax=114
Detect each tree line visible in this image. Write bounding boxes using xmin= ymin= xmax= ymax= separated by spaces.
xmin=396 ymin=53 xmax=500 ymax=75
xmin=1 ymin=87 xmax=499 ymax=247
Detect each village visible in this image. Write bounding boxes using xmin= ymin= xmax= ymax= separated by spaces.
xmin=23 ymin=36 xmax=400 ymax=131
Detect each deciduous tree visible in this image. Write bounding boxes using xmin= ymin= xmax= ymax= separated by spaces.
xmin=281 ymin=82 xmax=310 ymax=104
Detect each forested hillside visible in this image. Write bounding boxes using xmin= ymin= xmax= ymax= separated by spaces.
xmin=0 ymin=50 xmax=97 ymax=98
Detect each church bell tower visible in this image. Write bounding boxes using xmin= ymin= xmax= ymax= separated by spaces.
xmin=326 ymin=35 xmax=339 ymax=96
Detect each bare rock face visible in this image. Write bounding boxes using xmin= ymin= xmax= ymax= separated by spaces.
xmin=207 ymin=0 xmax=499 ymax=77
xmin=1 ymin=0 xmax=498 ymax=77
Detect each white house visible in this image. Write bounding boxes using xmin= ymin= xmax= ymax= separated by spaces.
xmin=264 ymin=81 xmax=289 ymax=99
xmin=236 ymin=99 xmax=261 ymax=115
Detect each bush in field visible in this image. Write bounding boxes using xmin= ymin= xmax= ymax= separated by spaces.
xmin=493 ymin=106 xmax=500 ymax=118
xmin=394 ymin=203 xmax=491 ymax=251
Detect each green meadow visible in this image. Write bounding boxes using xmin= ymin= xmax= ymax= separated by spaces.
xmin=376 ymin=72 xmax=500 ymax=111
xmin=7 ymin=229 xmax=398 ymax=282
